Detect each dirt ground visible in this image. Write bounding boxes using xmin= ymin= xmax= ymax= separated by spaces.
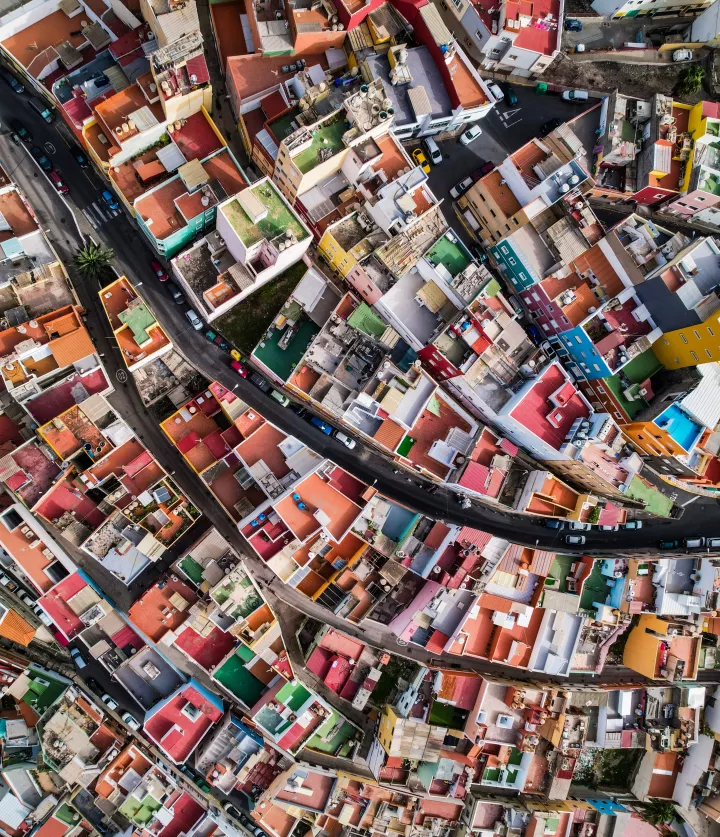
xmin=548 ymin=53 xmax=710 ymax=103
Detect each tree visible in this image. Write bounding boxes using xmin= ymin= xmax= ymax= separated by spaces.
xmin=74 ymin=243 xmax=115 ymax=283
xmin=676 ymin=65 xmax=704 ymax=97
xmin=637 ymin=799 xmax=677 ymax=829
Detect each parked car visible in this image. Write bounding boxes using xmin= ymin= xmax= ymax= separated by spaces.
xmin=168 ymin=282 xmax=184 ymax=304
xmin=564 ymin=534 xmax=586 ymax=545
xmin=487 ymin=82 xmax=503 ymax=101
xmin=569 ymin=521 xmax=590 ymax=530
xmin=151 ymin=259 xmax=168 ymax=281
xmin=84 ymin=677 xmax=102 ymax=694
xmin=658 ymin=538 xmax=680 ymax=550
xmin=204 ymin=329 xmax=230 ymax=351
xmin=564 ymin=17 xmax=583 ymax=30
xmin=48 ymin=170 xmax=68 ymax=194
xmin=468 ymin=243 xmax=488 ymax=263
xmin=230 ymin=359 xmax=248 ymax=377
xmin=101 ymin=693 xmax=118 ymax=711
xmin=28 ymin=98 xmax=54 ymax=122
xmin=683 ymin=536 xmax=705 ymax=549
xmin=422 ymin=138 xmax=443 ymax=165
xmin=623 ymin=520 xmax=643 ymax=529
xmin=10 ymin=120 xmax=32 ymax=143
xmin=562 ymin=89 xmax=589 ymax=103
xmin=101 ymin=189 xmax=119 ymax=211
xmin=19 ymin=592 xmax=34 ymax=606
xmin=30 ymin=146 xmax=53 ymax=171
xmin=223 ymin=803 xmax=242 ymax=820
xmin=459 ymin=124 xmax=482 ymax=146
xmin=540 ymin=117 xmax=562 ymax=137
xmin=335 ymin=431 xmax=356 ymax=449
xmin=250 ymin=372 xmax=271 ymax=392
xmin=310 ymin=416 xmax=333 ymax=435
xmin=33 ymin=604 xmax=53 ymax=626
xmin=544 ymin=519 xmax=564 ymax=529
xmin=597 ymin=524 xmax=619 ymax=531
xmin=270 ymin=389 xmax=290 ymax=406
xmin=525 ymin=323 xmax=543 ymax=345
xmin=10 ymin=133 xmax=20 ymax=145
xmin=75 ymin=151 xmax=89 ymax=168
xmin=0 ymin=69 xmax=24 ymax=93
xmin=707 ymin=538 xmax=720 ymax=549
xmin=449 ymin=176 xmax=474 ymax=199
xmin=412 ymin=148 xmax=431 ymax=174
xmin=185 ymin=309 xmax=203 ymax=330
xmin=470 ymin=160 xmax=494 ymax=180
xmin=672 ymin=48 xmax=693 ymax=62
xmin=503 ymin=84 xmax=518 ymax=106
xmin=70 ymin=647 xmax=88 ymax=669
xmin=122 ymin=712 xmax=141 ymax=730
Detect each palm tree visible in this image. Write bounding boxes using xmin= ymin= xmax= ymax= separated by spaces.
xmin=74 ymin=243 xmax=115 ymax=283
xmin=637 ymin=799 xmax=677 ymax=829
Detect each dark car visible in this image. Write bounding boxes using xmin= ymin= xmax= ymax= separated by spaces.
xmin=540 ymin=117 xmax=562 ymax=137
xmin=250 ymin=372 xmax=271 ymax=393
xmin=503 ymin=84 xmax=518 ymax=106
xmin=10 ymin=120 xmax=32 ymax=143
xmin=469 ymin=243 xmax=488 ymax=264
xmin=75 ymin=151 xmax=89 ymax=168
xmin=525 ymin=323 xmax=543 ymax=345
xmin=31 ymin=146 xmax=53 ymax=171
xmin=101 ymin=189 xmax=119 ymax=211
xmin=544 ymin=519 xmax=565 ymax=530
xmin=0 ymin=69 xmax=24 ymax=93
xmin=471 ymin=160 xmax=494 ymax=180
xmin=168 ymin=282 xmax=184 ymax=304
xmin=564 ymin=17 xmax=582 ymax=30
xmin=204 ymin=330 xmax=230 ymax=351
xmin=658 ymin=539 xmax=680 ymax=550
xmin=150 ymin=259 xmax=168 ymax=281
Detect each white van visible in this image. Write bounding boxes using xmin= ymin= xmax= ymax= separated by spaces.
xmin=422 ymin=137 xmax=443 ymax=165
xmin=562 ymin=89 xmax=589 ymax=102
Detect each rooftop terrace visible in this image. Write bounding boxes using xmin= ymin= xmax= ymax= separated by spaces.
xmin=221 ymin=182 xmax=308 ymax=248
xmin=291 ymin=116 xmax=347 ymax=174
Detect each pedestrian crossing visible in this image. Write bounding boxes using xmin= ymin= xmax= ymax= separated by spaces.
xmin=81 ymin=199 xmax=121 ymax=230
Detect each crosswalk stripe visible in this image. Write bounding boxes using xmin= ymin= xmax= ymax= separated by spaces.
xmin=81 ymin=208 xmax=98 ymax=230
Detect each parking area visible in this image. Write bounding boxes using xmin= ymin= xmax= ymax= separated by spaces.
xmin=420 ymin=89 xmax=603 ymax=239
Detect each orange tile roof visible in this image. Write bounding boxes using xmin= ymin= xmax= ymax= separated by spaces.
xmin=373 ymin=419 xmax=405 ymax=451
xmin=0 ymin=610 xmax=35 ymax=646
xmin=50 ymin=328 xmax=96 ymax=367
xmin=483 ymin=171 xmax=521 ymax=218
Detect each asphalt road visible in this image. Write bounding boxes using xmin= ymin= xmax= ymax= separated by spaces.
xmin=3 ymin=97 xmax=720 ymax=562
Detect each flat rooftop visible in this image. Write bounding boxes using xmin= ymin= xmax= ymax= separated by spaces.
xmin=292 ymin=116 xmax=347 ymax=174
xmin=0 ymin=191 xmax=38 ymax=242
xmin=220 ymin=182 xmax=307 ymax=247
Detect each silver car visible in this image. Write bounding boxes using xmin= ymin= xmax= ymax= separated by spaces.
xmin=185 ymin=309 xmax=203 ymax=330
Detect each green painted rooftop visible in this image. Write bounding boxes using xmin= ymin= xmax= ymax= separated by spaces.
xmin=118 ymin=302 xmax=157 ymax=345
xmin=222 ymin=183 xmax=308 ymax=248
xmin=293 ymin=118 xmax=348 ymax=174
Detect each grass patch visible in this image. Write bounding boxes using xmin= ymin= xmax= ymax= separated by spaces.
xmin=625 ymin=476 xmax=673 ymax=518
xmin=372 ymin=657 xmax=418 ymax=706
xmin=596 ymin=749 xmax=643 ymax=788
xmin=215 ymin=262 xmax=307 ymax=355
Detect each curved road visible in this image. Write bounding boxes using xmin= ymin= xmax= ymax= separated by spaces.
xmin=1 ymin=98 xmax=718 ymax=558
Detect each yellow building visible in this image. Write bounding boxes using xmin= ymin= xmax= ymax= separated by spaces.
xmin=619 ymin=418 xmax=686 ymax=458
xmin=623 ymin=614 xmax=700 ymax=682
xmin=652 ymin=309 xmax=720 ymax=369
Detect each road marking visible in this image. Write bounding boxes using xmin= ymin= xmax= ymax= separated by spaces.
xmin=81 ymin=208 xmax=98 ymax=229
xmin=504 ymin=119 xmax=522 ymax=129
xmin=499 ymin=107 xmax=522 ymax=123
xmin=682 ymin=495 xmax=699 ymax=507
xmin=44 ymin=141 xmax=56 ymax=154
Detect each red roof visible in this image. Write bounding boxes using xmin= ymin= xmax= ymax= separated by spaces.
xmin=455 ymin=527 xmax=493 ymax=552
xmin=510 ymin=364 xmax=590 ymax=450
xmin=498 ymin=438 xmax=518 ymax=455
xmin=186 ymin=55 xmax=210 ymax=85
xmin=144 ymin=685 xmax=223 ymax=763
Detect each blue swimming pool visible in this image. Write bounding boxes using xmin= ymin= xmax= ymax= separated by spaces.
xmin=654 ymin=403 xmax=703 ymax=452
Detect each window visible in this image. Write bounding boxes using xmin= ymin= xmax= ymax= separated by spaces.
xmin=575 ymin=336 xmax=583 ymax=344
xmin=532 ymin=292 xmax=540 ymax=302
xmin=696 ymin=196 xmax=706 ymax=202
xmin=1 ymin=509 xmax=22 ymax=531
xmin=708 ymin=327 xmax=715 ymax=336
xmin=508 ymin=53 xmax=519 ymax=60
xmin=542 ymin=323 xmax=549 ymax=331
xmin=653 ymin=193 xmax=665 ymax=199
xmin=694 ymin=330 xmax=701 ymax=339
xmin=489 ymin=209 xmax=496 ymax=218
xmin=475 ymin=29 xmax=484 ymax=37
xmin=597 ymin=385 xmax=606 ymax=393
xmin=680 ymin=334 xmax=688 ymax=343
xmin=593 ymin=364 xmax=601 ymax=372
xmin=450 ymin=0 xmax=463 ymax=9
xmin=707 ymin=349 xmax=713 ymax=358
xmin=691 ymin=351 xmax=699 ymax=361
xmin=550 ymin=319 xmax=558 ymax=328
xmin=561 ymin=316 xmax=569 ymax=324
xmin=508 ymin=257 xmax=516 ymax=265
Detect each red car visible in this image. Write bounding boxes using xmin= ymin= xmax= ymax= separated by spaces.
xmin=151 ymin=259 xmax=168 ymax=281
xmin=48 ymin=170 xmax=68 ymax=194
xmin=231 ymin=360 xmax=248 ymax=377
xmin=471 ymin=161 xmax=495 ymax=181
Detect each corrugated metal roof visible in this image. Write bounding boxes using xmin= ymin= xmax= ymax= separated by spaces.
xmin=0 ymin=792 xmax=31 ymax=829
xmin=418 ymin=3 xmax=451 ymax=46
xmin=683 ymin=363 xmax=720 ymax=430
xmin=408 ymin=85 xmax=432 ymax=117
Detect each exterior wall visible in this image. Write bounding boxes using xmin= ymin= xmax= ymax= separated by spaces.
xmin=163 ymin=87 xmax=214 ymax=124
xmin=633 ymin=185 xmax=677 ymax=206
xmin=663 ymin=187 xmax=720 ymax=218
xmin=651 ymin=310 xmax=720 ymax=368
xmin=553 ymin=328 xmax=613 ymax=380
xmin=691 ymin=1 xmax=720 ymax=44
xmin=578 ymin=378 xmax=633 ymax=424
xmin=593 ymin=0 xmax=711 ymax=17
xmin=621 ymin=420 xmax=684 ymax=457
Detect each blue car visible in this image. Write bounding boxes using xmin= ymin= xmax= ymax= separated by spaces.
xmin=310 ymin=417 xmax=333 ymax=435
xmin=101 ymin=190 xmax=119 ymax=211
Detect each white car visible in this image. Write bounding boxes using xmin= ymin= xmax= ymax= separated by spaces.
xmin=568 ymin=521 xmax=591 ymax=530
xmin=101 ymin=693 xmax=118 ymax=711
xmin=185 ymin=309 xmax=203 ymax=330
xmin=33 ymin=605 xmax=53 ymax=627
xmin=459 ymin=125 xmax=482 ymax=146
xmin=122 ymin=711 xmax=141 ymax=730
xmin=487 ymin=82 xmax=503 ymax=101
xmin=335 ymin=432 xmax=356 ymax=449
xmin=672 ymin=48 xmax=693 ymax=62
xmin=450 ymin=176 xmax=474 ymax=199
